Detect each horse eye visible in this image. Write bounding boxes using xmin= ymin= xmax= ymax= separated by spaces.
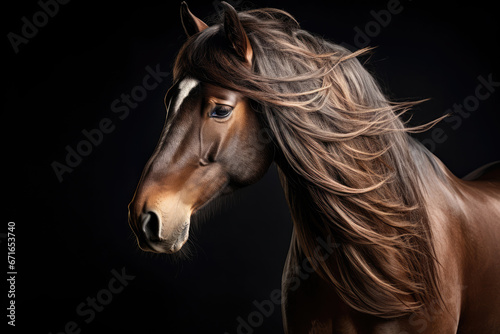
xmin=209 ymin=105 xmax=233 ymax=118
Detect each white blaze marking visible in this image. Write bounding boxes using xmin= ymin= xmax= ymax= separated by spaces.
xmin=173 ymin=77 xmax=199 ymax=115
xmin=163 ymin=77 xmax=200 ymax=137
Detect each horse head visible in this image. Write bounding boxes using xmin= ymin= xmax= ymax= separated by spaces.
xmin=128 ymin=2 xmax=272 ymax=253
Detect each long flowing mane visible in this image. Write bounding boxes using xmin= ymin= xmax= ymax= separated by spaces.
xmin=173 ymin=8 xmax=446 ymax=317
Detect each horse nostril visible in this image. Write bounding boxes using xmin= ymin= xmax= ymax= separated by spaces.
xmin=141 ymin=211 xmax=161 ymax=241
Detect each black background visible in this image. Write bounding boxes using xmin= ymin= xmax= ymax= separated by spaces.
xmin=3 ymin=0 xmax=499 ymax=333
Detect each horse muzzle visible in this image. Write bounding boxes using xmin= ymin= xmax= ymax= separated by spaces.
xmin=128 ymin=194 xmax=192 ymax=254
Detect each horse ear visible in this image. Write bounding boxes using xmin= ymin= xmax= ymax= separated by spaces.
xmin=221 ymin=1 xmax=253 ymax=65
xmin=180 ymin=2 xmax=208 ymax=37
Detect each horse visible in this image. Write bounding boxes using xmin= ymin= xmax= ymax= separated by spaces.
xmin=128 ymin=2 xmax=500 ymax=333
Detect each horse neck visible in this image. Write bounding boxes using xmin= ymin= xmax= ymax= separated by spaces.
xmin=405 ymin=137 xmax=469 ymax=247
xmin=406 ymin=137 xmax=464 ymax=216
xmin=274 ymin=133 xmax=458 ymax=316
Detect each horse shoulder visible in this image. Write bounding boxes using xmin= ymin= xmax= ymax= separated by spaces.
xmin=451 ymin=163 xmax=500 ymax=333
